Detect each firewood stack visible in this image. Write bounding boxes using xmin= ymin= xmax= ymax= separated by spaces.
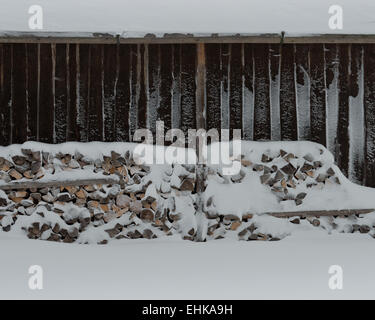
xmin=251 ymin=149 xmax=340 ymax=205
xmin=202 ymin=145 xmax=357 ymax=241
xmin=0 ymin=147 xmax=196 ymax=243
xmin=1 ymin=142 xmax=374 ymax=243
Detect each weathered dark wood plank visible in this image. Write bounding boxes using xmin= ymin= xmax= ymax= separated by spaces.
xmin=26 ymin=43 xmax=39 ymax=141
xmin=348 ymin=44 xmax=364 ymax=184
xmin=337 ymin=44 xmax=350 ymax=177
xmin=38 ymin=44 xmax=54 ymax=143
xmin=115 ymin=44 xmax=130 ymax=141
xmin=103 ymin=45 xmax=117 ymax=142
xmin=253 ymin=44 xmax=271 ymax=140
xmin=309 ymin=44 xmax=326 ymax=146
xmin=138 ymin=44 xmax=147 ymax=131
xmin=205 ymin=44 xmax=221 ymax=133
xmin=147 ymin=44 xmax=160 ymax=136
xmin=12 ymin=43 xmax=28 ymax=144
xmin=129 ymin=44 xmax=139 ymax=137
xmin=229 ymin=43 xmax=243 ymax=138
xmin=294 ymin=44 xmax=310 ymax=140
xmin=78 ymin=44 xmax=90 ymax=141
xmin=54 ymin=44 xmax=68 ymax=143
xmin=269 ymin=44 xmax=281 ymax=140
xmin=0 ymin=44 xmax=12 ymax=146
xmin=88 ymin=44 xmax=103 ymax=141
xmin=243 ymin=44 xmax=254 ymax=140
xmin=159 ymin=44 xmax=173 ymax=132
xmin=280 ymin=44 xmax=297 ymax=141
xmin=364 ymin=44 xmax=375 ymax=187
xmin=180 ymin=44 xmax=196 ymax=135
xmin=171 ymin=44 xmax=181 ymax=129
xmin=221 ymin=44 xmax=230 ymax=131
xmin=67 ymin=44 xmax=79 ymax=141
xmin=324 ymin=44 xmax=339 ymax=157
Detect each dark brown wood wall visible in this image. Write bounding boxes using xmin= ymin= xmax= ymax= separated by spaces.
xmin=0 ymin=43 xmax=374 ymax=186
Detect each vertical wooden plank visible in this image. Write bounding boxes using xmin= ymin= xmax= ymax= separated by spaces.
xmin=337 ymin=44 xmax=350 ymax=177
xmin=279 ymin=44 xmax=297 ymax=141
xmin=195 ymin=42 xmax=207 ymax=242
xmin=253 ymin=44 xmax=271 ymax=140
xmin=103 ymin=44 xmax=117 ymax=142
xmin=205 ymin=44 xmax=221 ymax=132
xmin=115 ymin=44 xmax=130 ymax=141
xmin=77 ymin=44 xmax=90 ymax=142
xmin=324 ymin=44 xmax=339 ymax=156
xmin=229 ymin=43 xmax=243 ymax=138
xmin=171 ymin=44 xmax=181 ymax=129
xmin=295 ymin=44 xmax=311 ymax=140
xmin=88 ymin=44 xmax=103 ymax=141
xmin=364 ymin=44 xmax=375 ymax=187
xmin=138 ymin=44 xmax=147 ymax=131
xmin=12 ymin=44 xmax=28 ymax=144
xmin=38 ymin=44 xmax=54 ymax=143
xmin=54 ymin=44 xmax=68 ymax=143
xmin=269 ymin=44 xmax=281 ymax=140
xmin=309 ymin=44 xmax=326 ymax=146
xmin=148 ymin=44 xmax=160 ymax=135
xmin=67 ymin=44 xmax=79 ymax=141
xmin=180 ymin=44 xmax=196 ymax=135
xmin=159 ymin=44 xmax=173 ymax=132
xmin=220 ymin=44 xmax=230 ymax=130
xmin=0 ymin=44 xmax=11 ymax=145
xmin=26 ymin=44 xmax=39 ymax=142
xmin=243 ymin=44 xmax=254 ymax=141
xmin=129 ymin=44 xmax=139 ymax=137
xmin=348 ymin=44 xmax=365 ymax=184
xmin=196 ymin=43 xmax=206 ymax=131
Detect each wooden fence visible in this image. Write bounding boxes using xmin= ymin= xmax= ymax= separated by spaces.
xmin=0 ymin=41 xmax=375 ymax=186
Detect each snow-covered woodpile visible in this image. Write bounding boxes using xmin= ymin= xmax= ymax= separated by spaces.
xmin=0 ymin=142 xmax=198 ymax=243
xmin=1 ymin=141 xmax=375 ymax=243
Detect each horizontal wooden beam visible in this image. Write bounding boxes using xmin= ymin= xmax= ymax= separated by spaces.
xmin=1 ymin=32 xmax=375 ymax=44
xmin=0 ymin=177 xmax=119 ymax=190
xmin=266 ymin=209 xmax=375 ymax=218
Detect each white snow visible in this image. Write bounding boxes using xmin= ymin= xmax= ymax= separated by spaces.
xmin=1 ymin=231 xmax=375 ymax=299
xmin=1 ymin=0 xmax=375 ymax=35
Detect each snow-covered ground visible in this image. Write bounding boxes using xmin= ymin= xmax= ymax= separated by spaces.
xmin=1 ymin=231 xmax=375 ymax=300
xmin=1 ymin=0 xmax=375 ymax=35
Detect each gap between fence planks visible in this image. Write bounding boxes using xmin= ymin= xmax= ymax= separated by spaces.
xmin=0 ymin=177 xmax=119 ymax=190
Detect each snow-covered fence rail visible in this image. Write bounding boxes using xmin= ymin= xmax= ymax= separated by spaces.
xmin=1 ymin=35 xmax=375 ymax=186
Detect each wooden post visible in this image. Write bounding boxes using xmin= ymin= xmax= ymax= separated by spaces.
xmin=195 ymin=43 xmax=208 ymax=241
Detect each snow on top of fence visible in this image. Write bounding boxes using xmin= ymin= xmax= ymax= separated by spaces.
xmin=1 ymin=0 xmax=375 ymax=36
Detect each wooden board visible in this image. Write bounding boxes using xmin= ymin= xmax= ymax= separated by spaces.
xmin=26 ymin=43 xmax=39 ymax=141
xmin=279 ymin=44 xmax=297 ymax=141
xmin=364 ymin=44 xmax=375 ymax=187
xmin=103 ymin=44 xmax=117 ymax=142
xmin=88 ymin=44 xmax=103 ymax=141
xmin=253 ymin=44 xmax=271 ymax=140
xmin=229 ymin=43 xmax=243 ymax=138
xmin=11 ymin=44 xmax=27 ymax=144
xmin=38 ymin=44 xmax=54 ymax=143
xmin=54 ymin=44 xmax=68 ymax=143
xmin=115 ymin=44 xmax=130 ymax=141
xmin=309 ymin=44 xmax=326 ymax=146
